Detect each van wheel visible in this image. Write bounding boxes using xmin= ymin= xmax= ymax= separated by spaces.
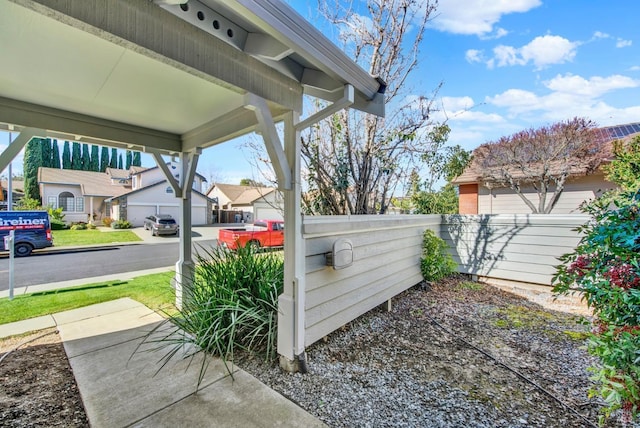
xmin=15 ymin=243 xmax=33 ymax=257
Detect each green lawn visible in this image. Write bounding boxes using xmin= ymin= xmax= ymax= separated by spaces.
xmin=52 ymin=228 xmax=142 ymax=246
xmin=0 ymin=271 xmax=176 ymax=325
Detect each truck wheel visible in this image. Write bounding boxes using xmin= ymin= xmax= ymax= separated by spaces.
xmin=247 ymin=240 xmax=261 ymax=250
xmin=15 ymin=243 xmax=34 ymax=257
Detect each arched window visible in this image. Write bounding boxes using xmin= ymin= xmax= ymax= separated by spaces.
xmin=58 ymin=192 xmax=84 ymax=212
xmin=58 ymin=192 xmax=75 ymax=211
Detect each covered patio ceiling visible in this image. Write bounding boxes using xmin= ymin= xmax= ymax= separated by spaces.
xmin=0 ymin=0 xmax=384 ymax=162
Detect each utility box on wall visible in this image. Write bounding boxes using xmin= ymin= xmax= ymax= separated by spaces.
xmin=325 ymin=238 xmax=354 ymax=270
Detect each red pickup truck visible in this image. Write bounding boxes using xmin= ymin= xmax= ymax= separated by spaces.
xmin=218 ymin=220 xmax=284 ymax=250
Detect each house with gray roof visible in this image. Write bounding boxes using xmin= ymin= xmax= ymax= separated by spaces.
xmin=207 ymin=182 xmax=283 ymax=223
xmin=38 ymin=162 xmax=212 ymax=226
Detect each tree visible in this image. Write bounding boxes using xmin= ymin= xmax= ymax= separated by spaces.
xmin=411 ymin=141 xmax=472 ymax=214
xmin=71 ymin=142 xmax=82 ymax=170
xmin=51 ymin=140 xmax=61 ymax=169
xmin=90 ymin=145 xmax=100 ymax=171
xmin=100 ymin=146 xmax=109 ymax=172
xmin=110 ymin=148 xmax=118 ymax=168
xmin=132 ymin=151 xmax=141 ymax=167
xmin=474 ymin=117 xmax=606 ymax=214
xmin=40 ymin=138 xmax=52 ymax=168
xmin=23 ymin=138 xmax=42 ymax=201
xmin=239 ymin=178 xmax=266 ymax=187
xmin=81 ymin=144 xmax=91 ymax=171
xmin=300 ymin=0 xmax=441 ymax=215
xmin=603 ymin=135 xmax=640 ymax=191
xmin=126 ymin=150 xmax=132 ymax=170
xmin=62 ymin=141 xmax=72 ymax=169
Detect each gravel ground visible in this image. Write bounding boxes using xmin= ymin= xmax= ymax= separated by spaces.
xmin=237 ymin=276 xmax=638 ymax=428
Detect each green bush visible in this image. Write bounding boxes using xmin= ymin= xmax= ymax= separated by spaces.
xmin=143 ymin=244 xmax=283 ymax=383
xmin=111 ymin=219 xmax=132 ymax=229
xmin=554 ymin=190 xmax=640 ymax=425
xmin=47 ymin=206 xmax=65 ymax=222
xmin=87 ymin=223 xmax=97 ymax=230
xmin=70 ymin=222 xmax=87 ymax=230
xmin=50 ymin=219 xmax=67 ymax=230
xmin=420 ymin=229 xmax=456 ymax=282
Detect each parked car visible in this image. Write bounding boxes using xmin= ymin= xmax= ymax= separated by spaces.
xmin=143 ymin=214 xmax=179 ymax=236
xmin=0 ymin=211 xmax=54 ymax=257
xmin=218 ymin=219 xmax=284 ymax=250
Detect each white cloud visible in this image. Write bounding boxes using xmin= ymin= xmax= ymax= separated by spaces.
xmin=630 ymin=65 xmax=640 ymax=71
xmin=433 ymin=96 xmax=506 ymax=125
xmin=544 ymin=73 xmax=638 ymax=97
xmin=592 ymin=31 xmax=610 ymax=40
xmin=465 ymin=49 xmax=484 ymax=63
xmin=430 ymin=0 xmax=541 ymax=36
xmin=485 ymin=73 xmax=640 ymax=124
xmin=616 ymin=38 xmax=632 ymax=48
xmin=488 ymin=35 xmax=578 ymax=69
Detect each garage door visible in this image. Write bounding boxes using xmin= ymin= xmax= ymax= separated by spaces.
xmin=255 ymin=207 xmax=283 ymax=221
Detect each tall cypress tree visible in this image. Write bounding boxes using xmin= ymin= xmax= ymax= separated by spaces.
xmin=90 ymin=145 xmax=99 ymax=171
xmin=110 ymin=148 xmax=118 ymax=168
xmin=125 ymin=150 xmax=132 ymax=170
xmin=81 ymin=144 xmax=90 ymax=171
xmin=71 ymin=142 xmax=82 ymax=170
xmin=100 ymin=146 xmax=109 ymax=172
xmin=132 ymin=151 xmax=141 ymax=167
xmin=41 ymin=138 xmax=52 ymax=168
xmin=62 ymin=141 xmax=72 ymax=169
xmin=23 ymin=138 xmax=42 ymax=201
xmin=51 ymin=139 xmax=61 ymax=169
xmin=118 ymin=154 xmax=123 ymax=169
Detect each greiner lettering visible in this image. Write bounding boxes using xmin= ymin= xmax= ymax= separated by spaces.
xmin=0 ymin=217 xmax=45 ymax=227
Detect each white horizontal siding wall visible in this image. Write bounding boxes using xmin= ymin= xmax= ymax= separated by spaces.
xmin=302 ymin=215 xmax=441 ymax=346
xmin=478 ymin=174 xmax=614 ymax=214
xmin=441 ymin=214 xmax=588 ymax=286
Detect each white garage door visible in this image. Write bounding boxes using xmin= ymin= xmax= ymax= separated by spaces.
xmin=254 ymin=207 xmax=283 ymax=221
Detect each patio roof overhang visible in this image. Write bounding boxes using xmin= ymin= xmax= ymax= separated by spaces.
xmin=0 ymin=0 xmax=384 ymax=163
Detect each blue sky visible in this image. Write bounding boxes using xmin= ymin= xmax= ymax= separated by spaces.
xmin=2 ymin=0 xmax=639 ymax=186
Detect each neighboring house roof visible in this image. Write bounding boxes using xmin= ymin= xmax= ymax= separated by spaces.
xmin=130 ymin=164 xmax=207 ymax=181
xmin=105 ymin=180 xmax=213 ymax=202
xmin=1 ymin=179 xmax=24 ymax=193
xmin=38 ymin=167 xmax=130 ymax=197
xmin=211 ymin=183 xmax=276 ymax=206
xmin=452 ymin=122 xmax=640 ymax=186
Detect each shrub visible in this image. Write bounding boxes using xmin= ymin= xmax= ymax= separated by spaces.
xmin=111 ymin=219 xmax=132 ymax=229
xmin=554 ymin=189 xmax=640 ymax=425
xmin=87 ymin=223 xmax=97 ymax=230
xmin=50 ymin=219 xmax=67 ymax=230
xmin=142 ymin=244 xmax=284 ymax=383
xmin=47 ymin=206 xmax=65 ymax=222
xmin=102 ymin=217 xmax=113 ymax=227
xmin=420 ymin=229 xmax=457 ymax=282
xmin=70 ymin=222 xmax=87 ymax=230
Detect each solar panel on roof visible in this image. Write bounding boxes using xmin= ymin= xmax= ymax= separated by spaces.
xmin=632 ymin=123 xmax=640 ymax=133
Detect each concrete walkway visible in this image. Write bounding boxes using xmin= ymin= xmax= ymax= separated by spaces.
xmin=0 ymin=298 xmax=326 ymax=428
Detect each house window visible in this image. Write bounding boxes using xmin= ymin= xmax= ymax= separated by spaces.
xmin=47 ymin=196 xmax=57 ymax=209
xmin=58 ymin=192 xmax=84 ymax=212
xmin=166 ymin=186 xmax=173 ymax=194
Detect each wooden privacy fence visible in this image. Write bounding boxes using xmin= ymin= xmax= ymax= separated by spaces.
xmin=300 ymin=214 xmax=587 ymax=348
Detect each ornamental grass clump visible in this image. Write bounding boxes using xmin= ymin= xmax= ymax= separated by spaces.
xmin=143 ymin=244 xmax=283 ymax=385
xmin=554 ymin=189 xmax=640 ymax=426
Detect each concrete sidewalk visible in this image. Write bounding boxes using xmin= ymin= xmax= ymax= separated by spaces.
xmin=0 ymin=298 xmax=325 ymax=428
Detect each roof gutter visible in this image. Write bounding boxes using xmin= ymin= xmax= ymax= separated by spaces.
xmin=230 ymin=0 xmax=385 ymax=114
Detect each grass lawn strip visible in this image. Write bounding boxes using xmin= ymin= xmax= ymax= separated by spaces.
xmin=52 ymin=229 xmax=141 ymax=247
xmin=0 ymin=271 xmax=176 ymax=325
